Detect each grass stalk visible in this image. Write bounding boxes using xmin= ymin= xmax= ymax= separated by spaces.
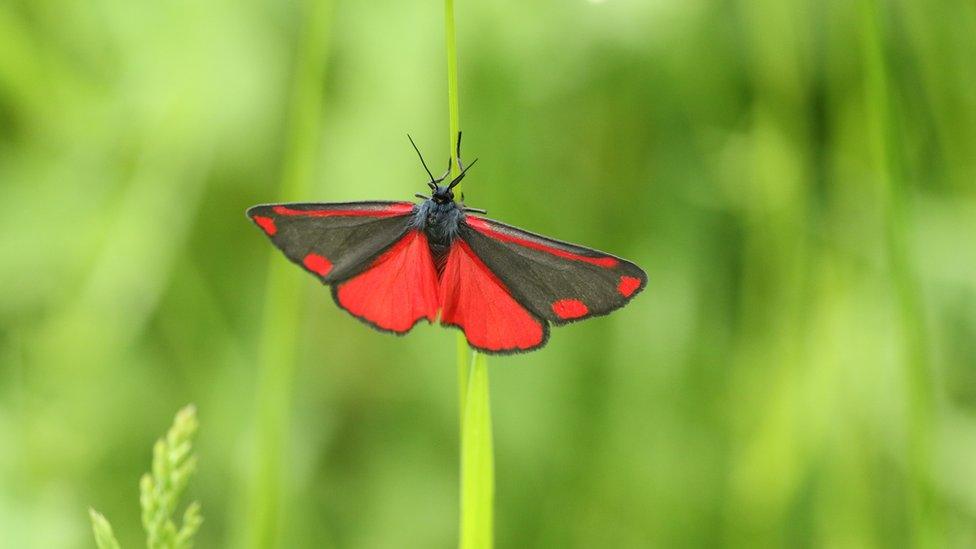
xmin=445 ymin=1 xmax=494 ymax=547
xmin=244 ymin=2 xmax=332 ymax=548
xmin=860 ymin=0 xmax=938 ymax=545
xmin=89 ymin=510 xmax=122 ymax=549
xmin=460 ymin=352 xmax=495 ymax=549
xmin=89 ymin=405 xmax=202 ymax=549
xmin=445 ymin=0 xmax=461 ymax=179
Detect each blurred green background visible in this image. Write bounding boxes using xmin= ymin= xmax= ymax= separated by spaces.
xmin=2 ymin=0 xmax=976 ymax=547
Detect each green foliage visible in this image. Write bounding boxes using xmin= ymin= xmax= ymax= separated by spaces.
xmin=89 ymin=406 xmax=202 ymax=549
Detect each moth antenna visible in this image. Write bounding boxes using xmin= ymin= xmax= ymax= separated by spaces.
xmin=407 ymin=134 xmax=436 ymax=184
xmin=447 ymin=157 xmax=478 ymax=189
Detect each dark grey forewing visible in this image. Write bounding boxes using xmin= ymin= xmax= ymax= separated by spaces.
xmin=247 ymin=202 xmax=416 ymax=284
xmin=457 ymin=218 xmax=647 ymax=325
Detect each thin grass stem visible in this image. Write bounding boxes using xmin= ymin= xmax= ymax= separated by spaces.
xmin=445 ymin=1 xmax=494 ymax=547
xmin=445 ymin=0 xmax=461 ymax=185
xmin=460 ymin=352 xmax=495 ymax=549
xmin=445 ymin=0 xmax=469 ymax=433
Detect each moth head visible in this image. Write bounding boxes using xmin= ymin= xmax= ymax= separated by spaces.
xmin=424 ymin=159 xmax=477 ymax=204
xmin=406 ymin=133 xmax=476 ymax=205
xmin=432 ymin=185 xmax=455 ymax=204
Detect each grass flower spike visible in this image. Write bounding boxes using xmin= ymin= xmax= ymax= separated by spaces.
xmin=89 ymin=405 xmax=203 ymax=549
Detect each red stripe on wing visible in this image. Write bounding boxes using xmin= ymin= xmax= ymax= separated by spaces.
xmin=273 ymin=203 xmax=414 ymax=218
xmin=465 ymin=216 xmax=619 ymax=268
xmin=334 ymin=230 xmax=439 ymax=333
xmin=439 ymin=239 xmax=546 ymax=353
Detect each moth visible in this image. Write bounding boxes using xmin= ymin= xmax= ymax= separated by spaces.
xmin=247 ymin=134 xmax=646 ymax=354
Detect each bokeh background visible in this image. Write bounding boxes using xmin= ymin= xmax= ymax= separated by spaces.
xmin=2 ymin=0 xmax=976 ymax=547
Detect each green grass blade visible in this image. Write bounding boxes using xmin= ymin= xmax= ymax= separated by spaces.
xmin=460 ymin=352 xmax=494 ymax=549
xmin=445 ymin=1 xmax=494 ymax=546
xmin=446 ymin=0 xmax=468 ymax=438
xmin=445 ymin=0 xmax=461 ymax=184
xmin=457 ymin=335 xmax=471 ymax=435
xmin=243 ymin=1 xmax=333 ymax=547
xmin=860 ymin=0 xmax=939 ymax=544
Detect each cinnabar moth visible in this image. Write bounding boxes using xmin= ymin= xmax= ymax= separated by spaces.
xmin=247 ymin=134 xmax=646 ymax=354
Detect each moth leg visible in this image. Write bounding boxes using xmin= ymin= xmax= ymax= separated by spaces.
xmin=435 ymin=157 xmax=451 ymax=183
xmin=455 ymin=131 xmax=464 ymax=172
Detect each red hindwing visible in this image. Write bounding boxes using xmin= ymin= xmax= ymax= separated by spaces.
xmin=333 ymin=230 xmax=439 ymax=333
xmin=438 ymin=239 xmax=547 ymax=353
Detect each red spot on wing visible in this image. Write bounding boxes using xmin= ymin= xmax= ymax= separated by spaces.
xmin=273 ymin=203 xmax=414 ymax=218
xmin=618 ymin=275 xmax=641 ymax=297
xmin=466 ymin=217 xmax=619 ymax=268
xmin=439 ymin=239 xmax=545 ymax=352
xmin=253 ymin=215 xmax=277 ymax=235
xmin=335 ymin=231 xmax=438 ymax=333
xmin=552 ymin=299 xmax=589 ymax=320
xmin=303 ymin=253 xmax=333 ymax=276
